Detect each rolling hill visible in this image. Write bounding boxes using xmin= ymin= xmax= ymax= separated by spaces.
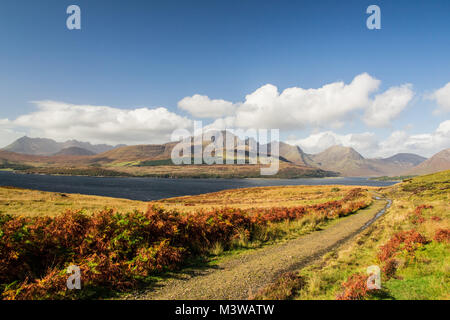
xmin=382 ymin=153 xmax=427 ymax=166
xmin=308 ymin=146 xmax=378 ymax=176
xmin=93 ymin=143 xmax=177 ymax=162
xmin=2 ymin=136 xmax=121 ymax=156
xmin=306 ymin=146 xmax=427 ymax=177
xmin=53 ymin=147 xmax=96 ymax=156
xmin=407 ymin=148 xmax=450 ymax=175
xmin=267 ymin=142 xmax=316 ymax=166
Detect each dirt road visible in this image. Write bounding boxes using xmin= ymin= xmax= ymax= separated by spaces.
xmin=132 ymin=198 xmax=389 ymax=300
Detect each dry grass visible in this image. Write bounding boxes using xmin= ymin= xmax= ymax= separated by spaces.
xmin=252 ymin=272 xmax=306 ymax=300
xmin=0 ymin=186 xmax=148 ymax=217
xmin=152 ymin=185 xmax=374 ymax=213
xmin=0 ymin=185 xmax=373 ymax=218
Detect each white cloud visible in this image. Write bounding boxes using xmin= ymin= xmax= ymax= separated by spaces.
xmin=181 ymin=73 xmax=414 ymax=130
xmin=235 ymin=73 xmax=380 ymax=129
xmin=178 ymin=94 xmax=237 ymax=118
xmin=287 ymin=120 xmax=450 ymax=158
xmin=363 ymin=84 xmax=414 ymax=127
xmin=0 ymin=119 xmax=25 ymax=149
xmin=429 ymin=82 xmax=450 ymax=114
xmin=3 ymin=100 xmax=193 ymax=145
xmin=286 ymin=131 xmax=378 ymax=156
xmin=379 ymin=119 xmax=450 ymax=157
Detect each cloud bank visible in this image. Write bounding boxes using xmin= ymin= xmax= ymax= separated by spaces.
xmin=178 ymin=94 xmax=237 ymax=118
xmin=430 ymin=82 xmax=450 ymax=114
xmin=0 ymin=73 xmax=448 ymax=159
xmin=180 ymin=73 xmax=413 ymax=130
xmin=2 ymin=100 xmax=192 ymax=146
xmin=363 ymin=84 xmax=414 ymax=127
xmin=287 ymin=120 xmax=450 ymax=158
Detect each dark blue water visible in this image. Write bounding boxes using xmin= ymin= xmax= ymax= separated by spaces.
xmin=0 ymin=171 xmax=397 ymax=201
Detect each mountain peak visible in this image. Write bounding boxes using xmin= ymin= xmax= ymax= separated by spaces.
xmin=383 ymin=153 xmax=427 ymax=166
xmin=320 ymin=145 xmax=364 ymax=161
xmin=408 ymin=148 xmax=450 ymax=175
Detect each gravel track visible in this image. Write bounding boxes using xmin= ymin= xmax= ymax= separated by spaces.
xmin=130 ymin=198 xmax=389 ymax=300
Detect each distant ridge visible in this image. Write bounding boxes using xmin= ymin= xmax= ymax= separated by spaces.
xmin=382 ymin=153 xmax=427 ymax=166
xmin=305 ymin=145 xmax=427 ymax=177
xmin=0 ymin=133 xmax=439 ymax=177
xmin=407 ymin=148 xmax=450 ymax=175
xmin=265 ymin=142 xmax=312 ymax=166
xmin=53 ymin=147 xmax=95 ymax=156
xmin=308 ymin=146 xmax=374 ymax=176
xmin=95 ymin=143 xmax=177 ymax=161
xmin=2 ymin=136 xmax=123 ymax=156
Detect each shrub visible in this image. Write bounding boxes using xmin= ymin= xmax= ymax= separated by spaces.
xmin=382 ymin=259 xmax=399 ymax=280
xmin=409 ymin=204 xmax=433 ymax=225
xmin=336 ymin=273 xmax=371 ymax=300
xmin=377 ymin=230 xmax=428 ymax=262
xmin=433 ymin=229 xmax=450 ymax=243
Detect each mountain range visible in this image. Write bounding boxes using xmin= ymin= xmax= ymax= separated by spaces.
xmin=266 ymin=143 xmax=431 ymax=176
xmin=1 ymin=135 xmax=449 ymax=177
xmin=2 ymin=136 xmax=122 ymax=156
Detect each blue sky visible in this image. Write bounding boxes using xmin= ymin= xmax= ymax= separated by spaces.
xmin=0 ymin=0 xmax=449 ymax=157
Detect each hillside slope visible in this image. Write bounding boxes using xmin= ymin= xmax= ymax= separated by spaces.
xmin=54 ymin=147 xmax=95 ymax=156
xmin=94 ymin=142 xmax=176 ymax=162
xmin=407 ymin=148 xmax=450 ymax=175
xmin=309 ymin=146 xmax=378 ymax=176
xmin=309 ymin=146 xmax=427 ymax=177
xmin=383 ymin=153 xmax=427 ymax=166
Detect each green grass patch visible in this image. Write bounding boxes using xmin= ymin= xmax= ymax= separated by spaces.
xmin=384 ymin=242 xmax=450 ymax=300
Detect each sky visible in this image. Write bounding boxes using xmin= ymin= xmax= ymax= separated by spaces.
xmin=0 ymin=0 xmax=449 ymax=157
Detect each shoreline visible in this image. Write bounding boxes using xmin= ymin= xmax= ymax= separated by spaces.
xmin=0 ymin=171 xmax=398 ymax=202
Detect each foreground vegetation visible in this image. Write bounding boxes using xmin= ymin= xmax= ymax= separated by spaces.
xmin=0 ymin=187 xmax=148 ymax=217
xmin=152 ymin=185 xmax=361 ymax=213
xmin=1 ymin=171 xmax=447 ymax=300
xmin=0 ymin=187 xmax=371 ymax=299
xmin=255 ymin=170 xmax=449 ymax=300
